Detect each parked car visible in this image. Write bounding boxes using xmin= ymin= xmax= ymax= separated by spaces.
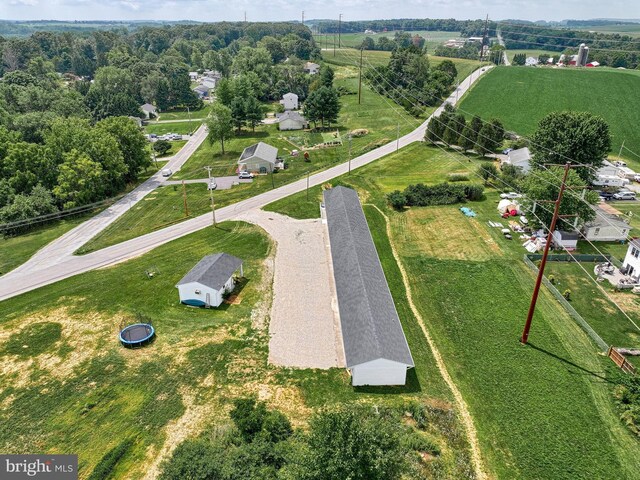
xmin=614 ymin=161 xmax=627 ymax=167
xmin=502 ymin=148 xmax=513 ymax=155
xmin=596 ymin=190 xmax=615 ymax=200
xmin=239 ymin=171 xmax=254 ymax=179
xmin=161 ymin=168 xmax=172 ymax=177
xmin=207 ymin=179 xmax=217 ymax=190
xmin=633 ymin=174 xmax=640 ymax=183
xmin=613 ymin=190 xmax=636 ymax=201
xmin=170 ymin=134 xmax=182 ymax=140
xmin=500 ymin=192 xmax=522 ymax=199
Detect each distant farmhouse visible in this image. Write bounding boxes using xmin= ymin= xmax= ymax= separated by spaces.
xmin=140 ymin=103 xmax=157 ymax=119
xmin=501 ymin=147 xmax=531 ymax=173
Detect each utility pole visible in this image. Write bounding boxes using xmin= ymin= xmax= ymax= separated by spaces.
xmin=358 ymin=48 xmax=363 ymax=104
xmin=480 ymin=14 xmax=489 ymax=62
xmin=244 ymin=11 xmax=247 ymax=22
xmin=182 ymin=180 xmax=189 ymax=217
xmin=396 ymin=123 xmax=400 ymax=152
xmin=619 ymin=140 xmax=625 ymax=160
xmin=338 ymin=14 xmax=342 ymax=48
xmin=204 ymin=166 xmax=216 ymax=226
xmin=187 ymin=106 xmax=191 ymax=134
xmin=306 ymin=171 xmax=310 ymax=201
xmin=521 ymin=162 xmax=572 ymax=344
xmin=348 ymin=134 xmax=352 ymax=174
xmin=301 ymin=11 xmax=304 ymax=26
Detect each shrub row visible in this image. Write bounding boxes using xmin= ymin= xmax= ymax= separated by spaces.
xmin=387 ymin=182 xmax=484 ymax=209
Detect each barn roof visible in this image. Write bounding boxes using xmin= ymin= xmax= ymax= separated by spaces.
xmin=176 ymin=253 xmax=242 ymax=290
xmin=324 ymin=186 xmax=414 ymax=368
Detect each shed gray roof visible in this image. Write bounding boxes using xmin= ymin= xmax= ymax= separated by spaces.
xmin=193 ymin=85 xmax=210 ymax=93
xmin=276 ymin=111 xmax=307 ymax=123
xmin=324 ymin=186 xmax=414 ymax=368
xmin=508 ymin=147 xmax=531 ymax=166
xmin=176 ymin=253 xmax=242 ymax=291
xmin=555 ymin=230 xmax=580 ymax=240
xmin=140 ymin=103 xmax=156 ymax=112
xmin=238 ymin=142 xmax=278 ymax=164
xmin=586 ymin=209 xmax=630 ymax=230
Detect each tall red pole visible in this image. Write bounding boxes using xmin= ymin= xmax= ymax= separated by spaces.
xmin=521 ymin=162 xmax=571 ymax=344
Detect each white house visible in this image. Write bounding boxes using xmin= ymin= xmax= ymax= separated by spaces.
xmin=193 ymin=84 xmax=210 ymax=99
xmin=583 ymin=208 xmax=631 ymax=241
xmin=552 ymin=230 xmax=579 ymax=250
xmin=279 ymin=92 xmax=299 ymax=111
xmin=304 ymin=62 xmax=320 ymax=75
xmin=502 ymin=147 xmax=531 ymax=173
xmin=176 ymin=253 xmax=243 ymax=307
xmin=201 ymin=77 xmax=217 ymax=90
xmin=622 ymin=239 xmax=640 ymax=281
xmin=324 ymin=186 xmax=414 ymax=386
xmin=140 ymin=103 xmax=157 ymax=119
xmin=189 ymin=71 xmax=199 ymax=81
xmin=276 ymin=111 xmax=308 ymax=131
xmin=525 ymin=56 xmax=539 ymax=66
xmin=238 ymin=142 xmax=278 ymax=173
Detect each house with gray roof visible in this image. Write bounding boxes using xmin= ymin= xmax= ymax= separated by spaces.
xmin=176 ymin=253 xmax=243 ymax=307
xmin=501 ymin=147 xmax=531 ymax=173
xmin=238 ymin=142 xmax=278 ymax=173
xmin=193 ymin=84 xmax=210 ymax=99
xmin=324 ymin=186 xmax=414 ymax=386
xmin=276 ymin=111 xmax=308 ymax=131
xmin=583 ymin=207 xmax=631 ymax=242
xmin=140 ymin=103 xmax=157 ymax=119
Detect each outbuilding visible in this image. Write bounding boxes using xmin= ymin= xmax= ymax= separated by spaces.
xmin=324 ymin=186 xmax=414 ymax=386
xmin=238 ymin=142 xmax=278 ymax=173
xmin=279 ymin=92 xmax=299 ymax=110
xmin=501 ymin=147 xmax=531 ymax=173
xmin=304 ymin=62 xmax=320 ymax=75
xmin=552 ymin=230 xmax=579 ymax=251
xmin=277 ymin=111 xmax=308 ymax=131
xmin=193 ymin=85 xmax=210 ymax=99
xmin=583 ymin=208 xmax=631 ymax=242
xmin=176 ymin=253 xmax=243 ymax=307
xmin=140 ymin=103 xmax=157 ymax=119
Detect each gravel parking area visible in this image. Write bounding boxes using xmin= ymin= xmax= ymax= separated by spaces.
xmin=235 ymin=209 xmax=345 ymax=369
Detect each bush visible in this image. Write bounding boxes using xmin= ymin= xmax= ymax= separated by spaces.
xmin=463 ymin=184 xmax=485 ymax=201
xmin=612 ymin=373 xmax=640 ymax=436
xmin=153 ymin=139 xmax=171 ymax=156
xmin=387 ymin=190 xmax=407 ymax=210
xmin=260 ymin=410 xmax=293 ymax=443
xmin=397 ymin=182 xmax=483 ymax=207
xmin=230 ymin=398 xmax=267 ymax=443
xmin=88 ymin=438 xmax=135 ymax=480
xmin=159 ymin=439 xmax=222 ymax=480
xmin=477 ymin=163 xmax=498 ymax=184
xmin=563 ymin=289 xmax=571 ymax=300
xmin=448 ymin=174 xmax=469 ymax=182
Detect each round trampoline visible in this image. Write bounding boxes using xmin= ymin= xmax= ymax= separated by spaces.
xmin=119 ymin=323 xmax=155 ymax=348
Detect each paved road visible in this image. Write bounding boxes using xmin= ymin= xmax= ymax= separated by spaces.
xmin=0 ymin=66 xmax=492 ymax=301
xmin=165 ymin=176 xmax=253 ymax=190
xmin=7 ymin=124 xmax=209 ymax=276
xmin=496 ymin=29 xmax=511 ymax=66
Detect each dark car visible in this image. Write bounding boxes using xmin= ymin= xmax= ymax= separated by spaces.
xmin=596 ymin=191 xmax=615 ymax=200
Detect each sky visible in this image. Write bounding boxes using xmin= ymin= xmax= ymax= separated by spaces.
xmin=1 ymin=0 xmax=639 ymax=23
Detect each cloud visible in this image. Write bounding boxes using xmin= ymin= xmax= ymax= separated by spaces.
xmin=9 ymin=0 xmax=39 ymax=5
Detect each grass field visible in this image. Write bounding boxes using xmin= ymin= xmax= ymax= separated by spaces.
xmin=458 ymin=66 xmax=640 ymax=166
xmin=144 ymin=122 xmax=198 ymax=136
xmin=326 ymin=30 xmax=461 ymax=52
xmin=266 ymin=142 xmax=640 ymax=479
xmin=0 ymin=216 xmax=478 ymax=478
xmin=80 ymin=69 xmax=416 ymax=252
xmin=155 ymin=104 xmax=211 ymax=121
xmin=507 ymin=49 xmax=557 ymax=62
xmin=573 ymin=24 xmax=640 ymax=37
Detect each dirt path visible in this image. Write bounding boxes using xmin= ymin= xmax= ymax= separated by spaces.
xmin=368 ymin=204 xmax=488 ymax=480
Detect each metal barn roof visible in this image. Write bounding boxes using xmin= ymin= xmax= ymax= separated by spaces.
xmin=176 ymin=253 xmax=242 ymax=291
xmin=324 ymin=186 xmax=414 ymax=368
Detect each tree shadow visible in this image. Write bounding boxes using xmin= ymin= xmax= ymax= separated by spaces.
xmin=527 ymin=342 xmax=614 ymax=384
xmin=353 ymin=367 xmax=422 ymax=394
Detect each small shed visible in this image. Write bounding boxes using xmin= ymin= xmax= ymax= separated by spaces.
xmin=176 ymin=253 xmax=243 ymax=307
xmin=552 ymin=230 xmax=579 ymax=251
xmin=238 ymin=142 xmax=278 ymax=173
xmin=189 ymin=71 xmax=199 ymax=81
xmin=277 ymin=111 xmax=308 ymax=131
xmin=304 ymin=62 xmax=320 ymax=75
xmin=324 ymin=186 xmax=414 ymax=386
xmin=140 ymin=103 xmax=157 ymax=119
xmin=279 ymin=92 xmax=299 ymax=110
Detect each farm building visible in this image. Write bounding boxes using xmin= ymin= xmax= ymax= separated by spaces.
xmin=238 ymin=142 xmax=278 ymax=173
xmin=277 ymin=111 xmax=308 ymax=131
xmin=324 ymin=186 xmax=414 ymax=386
xmin=176 ymin=253 xmax=243 ymax=307
xmin=552 ymin=230 xmax=579 ymax=251
xmin=583 ymin=207 xmax=631 ymax=242
xmin=622 ymin=239 xmax=640 ymax=281
xmin=304 ymin=62 xmax=320 ymax=75
xmin=140 ymin=103 xmax=157 ymax=119
xmin=501 ymin=147 xmax=531 ymax=173
xmin=279 ymin=92 xmax=299 ymax=110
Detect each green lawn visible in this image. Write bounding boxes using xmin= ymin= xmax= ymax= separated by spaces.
xmin=330 ymin=30 xmax=461 ymax=53
xmin=458 ymin=66 xmax=640 ymax=166
xmin=79 ymin=70 xmax=416 ymax=252
xmin=266 ymin=142 xmax=640 ymax=479
xmin=156 ymin=104 xmax=211 ymax=121
xmin=0 ymin=218 xmax=475 ymax=478
xmin=156 ymin=139 xmax=187 ymax=158
xmin=507 ymin=49 xmax=558 ymax=62
xmin=144 ymin=122 xmax=198 ymax=136
xmin=0 ymin=216 xmax=90 ymax=275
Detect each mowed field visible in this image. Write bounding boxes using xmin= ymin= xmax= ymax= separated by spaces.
xmin=458 ymin=66 xmax=640 ymax=163
xmin=327 ymin=30 xmax=461 ymax=52
xmin=266 ymin=142 xmax=640 ymax=479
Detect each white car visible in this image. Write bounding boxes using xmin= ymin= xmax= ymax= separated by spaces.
xmin=238 ymin=171 xmax=254 ymax=179
xmin=500 ymin=192 xmax=522 ymax=199
xmin=161 ymin=168 xmax=172 ymax=177
xmin=207 ymin=180 xmax=217 ymax=190
xmin=613 ymin=190 xmax=636 ymax=201
xmin=633 ymin=174 xmax=640 ymax=183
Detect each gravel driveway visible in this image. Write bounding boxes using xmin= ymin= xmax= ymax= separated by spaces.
xmin=235 ymin=209 xmax=345 ymax=369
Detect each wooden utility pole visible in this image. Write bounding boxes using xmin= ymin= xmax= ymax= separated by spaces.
xmin=301 ymin=11 xmax=304 ymax=26
xmin=348 ymin=134 xmax=352 ymax=174
xmin=521 ymin=162 xmax=572 ymax=344
xmin=333 ymin=34 xmax=336 ymax=57
xmin=182 ymin=180 xmax=189 ymax=217
xmin=619 ymin=140 xmax=625 ymax=160
xmin=358 ymin=48 xmax=364 ymax=104
xmin=396 ymin=123 xmax=400 ymax=152
xmin=338 ymin=14 xmax=342 ymax=48
xmin=306 ymin=171 xmax=310 ymax=201
xmin=204 ymin=166 xmax=216 ymax=226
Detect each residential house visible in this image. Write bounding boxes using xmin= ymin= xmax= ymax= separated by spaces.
xmin=324 ymin=186 xmax=414 ymax=386
xmin=552 ymin=230 xmax=579 ymax=250
xmin=276 ymin=111 xmax=308 ymax=131
xmin=304 ymin=62 xmax=320 ymax=75
xmin=189 ymin=71 xmax=199 ymax=81
xmin=501 ymin=147 xmax=531 ymax=173
xmin=622 ymin=239 xmax=640 ymax=281
xmin=140 ymin=103 xmax=157 ymax=119
xmin=193 ymin=85 xmax=210 ymax=99
xmin=583 ymin=207 xmax=631 ymax=242
xmin=176 ymin=253 xmax=244 ymax=307
xmin=279 ymin=92 xmax=299 ymax=111
xmin=238 ymin=142 xmax=278 ymax=173
xmin=201 ymin=77 xmax=217 ymax=91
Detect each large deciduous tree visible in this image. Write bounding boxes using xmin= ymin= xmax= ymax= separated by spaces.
xmin=95 ymin=116 xmax=150 ymax=182
xmin=530 ymin=111 xmax=611 ymax=183
xmin=53 ymin=150 xmax=105 ymax=209
xmin=206 ymin=103 xmax=233 ymax=154
xmin=303 ymin=86 xmax=339 ymax=129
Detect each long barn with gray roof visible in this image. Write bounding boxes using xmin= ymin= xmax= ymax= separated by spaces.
xmin=323 ymin=186 xmax=414 ymax=386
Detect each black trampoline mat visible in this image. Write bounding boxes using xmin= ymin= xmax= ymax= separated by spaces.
xmin=121 ymin=324 xmax=152 ymax=342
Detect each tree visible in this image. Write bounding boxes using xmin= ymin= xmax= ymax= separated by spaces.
xmin=244 ymin=96 xmax=263 ymax=132
xmin=230 ymin=398 xmax=268 ymax=443
xmin=443 ymin=113 xmax=466 ymax=146
xmin=53 ymin=150 xmax=105 ymax=209
xmin=215 ymin=78 xmax=234 ymax=107
xmin=460 ymin=122 xmax=477 ymax=152
xmin=303 ymin=86 xmax=339 ymax=129
xmin=477 ymin=162 xmax=498 ymax=185
xmin=230 ymin=97 xmax=247 ymax=133
xmin=297 ymin=408 xmax=406 ymax=480
xmin=206 ymin=103 xmax=233 ymax=154
xmin=476 ymin=119 xmax=504 ymax=156
xmin=530 ymin=111 xmax=611 ymax=183
xmin=153 ymin=140 xmax=171 ymax=156
xmin=0 ymin=184 xmax=57 ymax=225
xmin=319 ymin=65 xmax=334 ymax=88
xmin=86 ymin=66 xmax=139 ymax=119
xmin=433 ymin=59 xmax=457 ymax=80
xmin=96 ymin=117 xmax=150 ymax=183
xmin=520 ymin=167 xmax=599 ymax=230
xmin=158 ymin=439 xmax=223 ymax=480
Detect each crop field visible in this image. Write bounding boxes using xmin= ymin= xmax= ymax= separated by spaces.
xmin=507 ymin=49 xmax=558 ymax=62
xmin=266 ymin=142 xmax=640 ymax=479
xmin=327 ymin=30 xmax=461 ymax=52
xmin=0 ymin=217 xmax=479 ymax=478
xmin=458 ymin=66 xmax=640 ymax=167
xmin=573 ymin=24 xmax=640 ymax=37
xmin=80 ymin=69 xmax=416 ymax=252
